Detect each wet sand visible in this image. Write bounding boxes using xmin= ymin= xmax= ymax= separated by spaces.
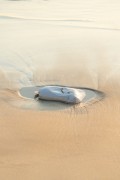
xmin=1 ymin=0 xmax=120 ymax=179
xmin=0 ymin=78 xmax=120 ymax=180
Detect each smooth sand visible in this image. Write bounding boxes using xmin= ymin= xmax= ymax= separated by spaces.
xmin=1 ymin=0 xmax=120 ymax=179
xmin=0 ymin=79 xmax=120 ymax=180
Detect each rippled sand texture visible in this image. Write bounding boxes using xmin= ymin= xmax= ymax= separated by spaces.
xmin=0 ymin=0 xmax=120 ymax=179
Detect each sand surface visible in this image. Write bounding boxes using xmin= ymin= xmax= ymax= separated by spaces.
xmin=0 ymin=0 xmax=120 ymax=179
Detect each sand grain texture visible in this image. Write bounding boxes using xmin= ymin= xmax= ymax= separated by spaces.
xmin=0 ymin=0 xmax=120 ymax=179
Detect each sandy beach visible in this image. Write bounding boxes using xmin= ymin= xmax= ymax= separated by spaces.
xmin=0 ymin=0 xmax=120 ymax=179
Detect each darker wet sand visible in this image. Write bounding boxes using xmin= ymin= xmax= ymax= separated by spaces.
xmin=0 ymin=80 xmax=120 ymax=180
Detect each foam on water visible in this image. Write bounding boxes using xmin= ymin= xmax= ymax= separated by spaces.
xmin=0 ymin=0 xmax=120 ymax=28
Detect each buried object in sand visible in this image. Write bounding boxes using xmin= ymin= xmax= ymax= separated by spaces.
xmin=18 ymin=85 xmax=105 ymax=105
